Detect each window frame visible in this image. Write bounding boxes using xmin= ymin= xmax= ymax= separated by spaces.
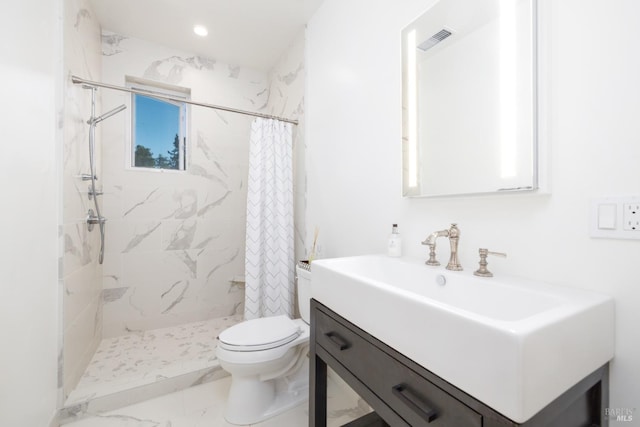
xmin=126 ymin=77 xmax=190 ymax=172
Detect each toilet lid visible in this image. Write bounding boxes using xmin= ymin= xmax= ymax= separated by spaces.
xmin=218 ymin=315 xmax=301 ymax=351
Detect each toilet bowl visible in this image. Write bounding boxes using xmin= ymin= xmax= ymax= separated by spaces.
xmin=216 ymin=262 xmax=312 ymax=425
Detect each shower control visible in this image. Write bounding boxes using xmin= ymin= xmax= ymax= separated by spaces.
xmin=81 ymin=173 xmax=97 ymax=181
xmin=87 ymin=185 xmax=103 ymax=200
xmin=86 ymin=208 xmax=106 ymax=232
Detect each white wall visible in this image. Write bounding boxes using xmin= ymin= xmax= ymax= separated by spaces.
xmin=0 ymin=0 xmax=62 ymax=425
xmin=307 ymin=0 xmax=640 ymax=416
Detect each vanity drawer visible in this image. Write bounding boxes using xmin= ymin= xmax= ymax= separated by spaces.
xmin=315 ymin=307 xmax=482 ymax=427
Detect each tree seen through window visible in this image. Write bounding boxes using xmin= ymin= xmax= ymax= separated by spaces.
xmin=133 ymin=93 xmax=185 ymax=170
xmin=135 ymin=134 xmax=180 ymax=169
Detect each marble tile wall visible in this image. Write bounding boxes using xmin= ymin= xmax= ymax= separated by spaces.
xmin=99 ymin=32 xmax=270 ymax=337
xmin=62 ymin=0 xmax=105 ymax=398
xmin=264 ymin=32 xmax=307 ymax=263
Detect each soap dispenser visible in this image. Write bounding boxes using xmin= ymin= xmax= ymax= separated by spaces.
xmin=387 ymin=224 xmax=402 ymax=257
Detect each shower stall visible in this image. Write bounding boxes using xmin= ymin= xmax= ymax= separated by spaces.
xmin=60 ymin=4 xmax=305 ymax=421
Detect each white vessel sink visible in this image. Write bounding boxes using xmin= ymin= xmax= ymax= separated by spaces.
xmin=311 ymin=255 xmax=614 ymax=423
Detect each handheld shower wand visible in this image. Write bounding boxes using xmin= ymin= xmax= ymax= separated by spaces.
xmin=88 ymin=104 xmax=127 ymax=125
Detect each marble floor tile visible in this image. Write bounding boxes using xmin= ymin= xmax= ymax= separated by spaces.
xmin=64 ymin=375 xmax=370 ymax=427
xmin=66 ymin=315 xmax=243 ymax=406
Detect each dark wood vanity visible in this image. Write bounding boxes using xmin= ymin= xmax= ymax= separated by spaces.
xmin=310 ymin=299 xmax=609 ymax=427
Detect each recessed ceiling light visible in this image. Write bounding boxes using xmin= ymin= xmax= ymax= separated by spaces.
xmin=193 ymin=25 xmax=208 ymax=37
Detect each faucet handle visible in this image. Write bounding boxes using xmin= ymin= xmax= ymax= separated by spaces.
xmin=424 ymin=243 xmax=440 ymax=266
xmin=485 ymin=249 xmax=507 ymax=258
xmin=473 ymin=248 xmax=507 ymax=277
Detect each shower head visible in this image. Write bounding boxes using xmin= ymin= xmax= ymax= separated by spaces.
xmin=88 ymin=104 xmax=127 ymax=125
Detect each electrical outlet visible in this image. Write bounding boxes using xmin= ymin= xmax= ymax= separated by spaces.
xmin=623 ymin=203 xmax=640 ymax=231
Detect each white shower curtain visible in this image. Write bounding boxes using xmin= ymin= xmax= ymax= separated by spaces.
xmin=244 ymin=118 xmax=294 ymax=320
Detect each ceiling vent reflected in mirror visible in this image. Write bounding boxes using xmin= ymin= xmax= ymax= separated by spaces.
xmin=417 ymin=28 xmax=453 ymax=51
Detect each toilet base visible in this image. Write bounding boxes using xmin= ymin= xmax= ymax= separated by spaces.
xmin=225 ymin=358 xmax=309 ymax=425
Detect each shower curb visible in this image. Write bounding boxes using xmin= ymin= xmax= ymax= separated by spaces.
xmin=58 ymin=364 xmax=228 ymax=424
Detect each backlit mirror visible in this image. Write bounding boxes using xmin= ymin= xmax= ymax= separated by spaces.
xmin=402 ymin=0 xmax=538 ymax=197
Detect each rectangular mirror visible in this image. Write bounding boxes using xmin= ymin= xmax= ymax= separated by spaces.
xmin=402 ymin=0 xmax=538 ymax=197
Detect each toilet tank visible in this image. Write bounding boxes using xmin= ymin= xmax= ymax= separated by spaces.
xmin=296 ymin=261 xmax=312 ymax=323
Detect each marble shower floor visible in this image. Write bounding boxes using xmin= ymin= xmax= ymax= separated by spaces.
xmin=65 ymin=315 xmax=243 ymax=412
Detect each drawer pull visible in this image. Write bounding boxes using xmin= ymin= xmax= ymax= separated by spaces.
xmin=324 ymin=332 xmax=350 ymax=350
xmin=392 ymin=384 xmax=438 ymax=423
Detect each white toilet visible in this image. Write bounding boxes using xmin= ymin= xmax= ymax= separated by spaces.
xmin=216 ymin=262 xmax=312 ymax=425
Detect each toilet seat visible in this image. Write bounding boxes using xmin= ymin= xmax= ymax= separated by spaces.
xmin=218 ymin=315 xmax=302 ymax=352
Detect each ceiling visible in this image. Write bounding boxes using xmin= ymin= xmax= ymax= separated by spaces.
xmin=88 ymin=0 xmax=323 ymax=71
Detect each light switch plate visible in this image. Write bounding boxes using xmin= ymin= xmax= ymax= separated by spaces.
xmin=591 ymin=196 xmax=640 ymax=240
xmin=597 ymin=204 xmax=616 ymax=229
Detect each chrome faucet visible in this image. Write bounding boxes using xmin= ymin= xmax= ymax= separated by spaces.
xmin=446 ymin=224 xmax=462 ymax=271
xmin=421 ymin=223 xmax=463 ymax=271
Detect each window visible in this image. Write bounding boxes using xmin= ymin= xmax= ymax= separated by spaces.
xmin=128 ymin=78 xmax=189 ymax=171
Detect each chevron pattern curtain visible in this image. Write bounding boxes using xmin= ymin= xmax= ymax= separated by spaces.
xmin=244 ymin=118 xmax=295 ymax=320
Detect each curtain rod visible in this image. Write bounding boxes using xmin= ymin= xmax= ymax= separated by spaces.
xmin=71 ymin=75 xmax=299 ymax=126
